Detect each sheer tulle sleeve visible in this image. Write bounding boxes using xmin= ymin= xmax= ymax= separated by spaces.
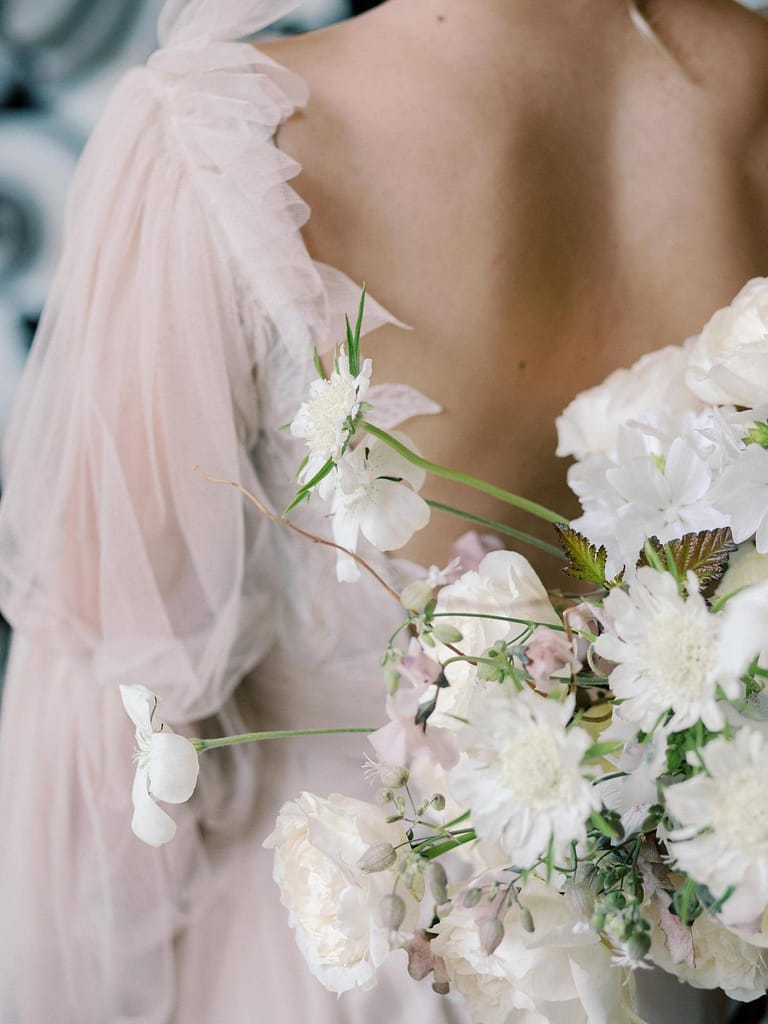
xmin=0 ymin=55 xmax=296 ymax=724
xmin=0 ymin=16 xmax=321 ymax=1022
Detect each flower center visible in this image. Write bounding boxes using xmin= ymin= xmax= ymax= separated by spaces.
xmin=305 ymin=376 xmax=358 ymax=458
xmin=501 ymin=726 xmax=567 ymax=811
xmin=713 ymin=773 xmax=768 ymax=852
xmin=640 ymin=609 xmax=715 ymax=703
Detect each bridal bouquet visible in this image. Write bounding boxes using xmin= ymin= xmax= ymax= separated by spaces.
xmin=122 ymin=281 xmax=768 ymax=1022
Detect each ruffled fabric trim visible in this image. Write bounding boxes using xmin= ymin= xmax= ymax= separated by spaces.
xmin=148 ymin=5 xmax=405 ymax=364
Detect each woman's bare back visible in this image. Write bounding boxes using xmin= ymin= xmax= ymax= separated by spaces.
xmin=263 ymin=0 xmax=768 ymax=575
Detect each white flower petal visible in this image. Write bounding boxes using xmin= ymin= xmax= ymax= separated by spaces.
xmin=148 ymin=732 xmax=200 ymax=804
xmin=130 ymin=767 xmax=177 ymax=847
xmin=119 ymin=684 xmax=156 ymax=738
xmin=358 ymin=483 xmax=430 ymax=551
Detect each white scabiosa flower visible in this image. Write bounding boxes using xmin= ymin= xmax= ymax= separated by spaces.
xmin=330 ymin=433 xmax=430 ymax=582
xmin=596 ymin=567 xmax=743 ymax=733
xmin=450 ymin=689 xmax=599 ymax=868
xmin=119 ymin=684 xmax=199 ymax=847
xmin=263 ymin=792 xmax=418 ymax=994
xmin=289 ymin=347 xmax=372 ymax=483
xmin=665 ymin=729 xmax=768 ymax=929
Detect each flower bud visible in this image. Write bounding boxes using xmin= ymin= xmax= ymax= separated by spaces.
xmin=384 ymin=662 xmax=401 ymax=694
xmin=430 ymin=793 xmax=446 ymax=811
xmin=432 ymin=980 xmax=450 ymax=996
xmin=519 ymin=907 xmax=535 ymax=933
xmin=478 ymin=917 xmax=505 ymax=955
xmin=400 ymin=579 xmax=434 ymax=613
xmin=380 ymin=893 xmax=406 ymax=931
xmin=431 ymin=623 xmax=464 ymax=645
xmin=358 ymin=842 xmax=397 ymax=873
xmin=463 ymin=887 xmax=483 ymax=908
xmin=428 ymin=861 xmax=449 ymax=906
xmin=626 ymin=931 xmax=652 ymax=962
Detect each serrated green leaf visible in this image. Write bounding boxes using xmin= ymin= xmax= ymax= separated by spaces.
xmin=554 ymin=524 xmax=609 ymax=586
xmin=638 ymin=528 xmax=737 ymax=590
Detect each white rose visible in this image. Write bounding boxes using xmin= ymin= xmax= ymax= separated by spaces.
xmin=686 ymin=277 xmax=768 ymax=408
xmin=263 ymin=792 xmax=418 ymax=994
xmin=556 ymin=345 xmax=701 ymax=460
xmin=648 ymin=902 xmax=768 ymax=1003
xmin=431 ymin=551 xmax=559 ymax=728
xmin=432 ymin=881 xmax=636 ymax=1024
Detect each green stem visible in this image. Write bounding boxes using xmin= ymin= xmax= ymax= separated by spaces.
xmin=360 ymin=422 xmax=567 ymax=525
xmin=426 ymin=499 xmax=566 ymax=560
xmin=192 ymin=727 xmax=373 ymax=753
xmin=432 ymin=611 xmax=565 ymax=632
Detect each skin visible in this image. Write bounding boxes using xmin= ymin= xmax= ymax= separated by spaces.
xmin=261 ymin=0 xmax=768 ymax=581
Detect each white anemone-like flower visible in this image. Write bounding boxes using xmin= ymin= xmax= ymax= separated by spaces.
xmin=450 ymin=689 xmax=599 ymax=868
xmin=119 ymin=684 xmax=200 ymax=847
xmin=665 ymin=729 xmax=768 ymax=929
xmin=330 ymin=433 xmax=430 ymax=582
xmin=290 ymin=348 xmax=372 ymax=483
xmin=596 ymin=567 xmax=743 ymax=733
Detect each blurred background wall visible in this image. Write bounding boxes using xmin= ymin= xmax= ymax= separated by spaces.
xmin=0 ymin=0 xmax=766 ymax=673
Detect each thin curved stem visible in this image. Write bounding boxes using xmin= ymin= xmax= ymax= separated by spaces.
xmin=195 ymin=467 xmax=401 ymax=603
xmin=360 ymin=422 xmax=567 ymax=525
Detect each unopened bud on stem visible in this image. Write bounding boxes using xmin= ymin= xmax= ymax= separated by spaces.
xmin=380 ymin=893 xmax=406 ymax=931
xmin=359 ymin=842 xmax=397 ymax=873
xmin=478 ymin=917 xmax=505 ymax=956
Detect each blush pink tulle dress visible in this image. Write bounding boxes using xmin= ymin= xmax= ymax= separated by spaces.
xmin=0 ymin=2 xmax=462 ymax=1021
xmin=0 ymin=2 xmax=724 ymax=1022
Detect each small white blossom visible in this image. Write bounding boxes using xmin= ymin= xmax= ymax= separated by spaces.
xmin=329 ymin=432 xmax=430 ymax=582
xmin=596 ymin=567 xmax=743 ymax=733
xmin=606 ymin=437 xmax=727 ymax=562
xmin=665 ymin=729 xmax=768 ymax=929
xmin=450 ymin=689 xmax=599 ymax=868
xmin=119 ymin=684 xmax=199 ymax=847
xmin=290 ymin=348 xmax=372 ymax=483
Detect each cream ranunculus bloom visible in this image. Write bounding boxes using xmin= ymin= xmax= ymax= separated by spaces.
xmin=119 ymin=684 xmax=200 ymax=847
xmin=556 ymin=344 xmax=701 ymax=461
xmin=685 ymin=277 xmax=768 ymax=408
xmin=431 ymin=881 xmax=636 ymax=1024
xmin=263 ymin=792 xmax=419 ymax=995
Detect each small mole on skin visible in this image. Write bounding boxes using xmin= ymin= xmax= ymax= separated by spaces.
xmin=518 ymin=360 xmax=527 ymax=370
xmin=437 ymin=14 xmax=445 ymax=22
